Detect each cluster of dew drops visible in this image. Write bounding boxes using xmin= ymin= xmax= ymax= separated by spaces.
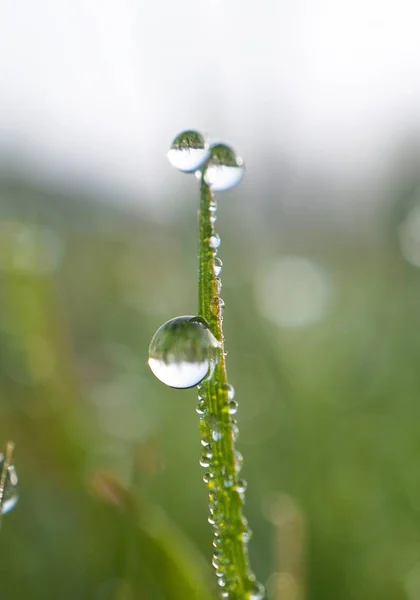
xmin=148 ymin=131 xmax=264 ymax=600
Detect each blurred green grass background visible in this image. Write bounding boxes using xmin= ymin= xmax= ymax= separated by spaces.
xmin=1 ymin=173 xmax=420 ymax=600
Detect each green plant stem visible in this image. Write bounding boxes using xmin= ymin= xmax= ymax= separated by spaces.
xmin=198 ymin=175 xmax=254 ymax=598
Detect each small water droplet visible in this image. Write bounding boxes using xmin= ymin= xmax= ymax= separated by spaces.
xmin=218 ymin=577 xmax=227 ymax=588
xmin=207 ymin=415 xmax=222 ymax=442
xmin=221 ymin=592 xmax=229 ymax=599
xmin=236 ymin=479 xmax=247 ymax=494
xmin=219 ymin=298 xmax=225 ymax=309
xmin=228 ymin=400 xmax=238 ymax=415
xmin=0 ymin=460 xmax=18 ymax=515
xmin=213 ymin=257 xmax=223 ymax=276
xmin=203 ymin=472 xmax=211 ymax=484
xmin=167 ymin=130 xmax=210 ymax=173
xmin=209 ymin=234 xmax=221 ymax=249
xmin=241 ymin=529 xmax=252 ymax=543
xmin=212 ymin=551 xmax=225 ymax=570
xmin=196 ymin=399 xmax=207 ymax=415
xmin=204 ymin=143 xmax=245 ymax=191
xmin=234 ymin=450 xmax=243 ymax=473
xmin=224 ymin=475 xmax=234 ymax=489
xmin=232 ymin=422 xmax=239 ymax=442
xmin=197 ymin=385 xmax=207 ymax=399
xmin=249 ymin=581 xmax=265 ymax=600
xmin=203 ymin=445 xmax=213 ymax=459
xmin=224 ymin=383 xmax=235 ymax=401
xmin=148 ymin=316 xmax=220 ymax=389
xmin=216 ymin=278 xmax=222 ymax=294
xmin=199 ymin=454 xmax=211 ymax=468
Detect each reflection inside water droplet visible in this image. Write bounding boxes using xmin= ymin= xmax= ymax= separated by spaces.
xmin=148 ymin=316 xmax=220 ymax=388
xmin=204 ymin=143 xmax=245 ymax=191
xmin=167 ymin=130 xmax=210 ymax=173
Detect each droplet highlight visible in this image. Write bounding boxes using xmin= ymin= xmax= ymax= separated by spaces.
xmin=167 ymin=130 xmax=210 ymax=173
xmin=204 ymin=143 xmax=245 ymax=191
xmin=148 ymin=316 xmax=220 ymax=388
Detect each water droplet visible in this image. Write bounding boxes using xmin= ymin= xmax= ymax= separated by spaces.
xmin=0 ymin=461 xmax=18 ymax=515
xmin=216 ymin=278 xmax=222 ymax=294
xmin=213 ymin=257 xmax=223 ymax=276
xmin=212 ymin=551 xmax=226 ymax=570
xmin=204 ymin=143 xmax=245 ymax=191
xmin=232 ymin=422 xmax=239 ymax=442
xmin=203 ymin=446 xmax=214 ymax=459
xmin=248 ymin=581 xmax=265 ymax=600
xmin=209 ymin=234 xmax=221 ymax=249
xmin=219 ymin=298 xmax=225 ymax=309
xmin=234 ymin=450 xmax=243 ymax=473
xmin=200 ymin=418 xmax=212 ymax=446
xmin=228 ymin=400 xmax=238 ymax=415
xmin=224 ymin=383 xmax=235 ymax=401
xmin=205 ymin=474 xmax=219 ymax=493
xmin=200 ymin=454 xmax=211 ymax=468
xmin=236 ymin=479 xmax=247 ymax=494
xmin=167 ymin=130 xmax=210 ymax=173
xmin=148 ymin=316 xmax=220 ymax=389
xmin=196 ymin=399 xmax=207 ymax=415
xmin=207 ymin=415 xmax=222 ymax=442
xmin=218 ymin=577 xmax=227 ymax=588
xmin=221 ymin=592 xmax=229 ymax=599
xmin=241 ymin=529 xmax=252 ymax=543
xmin=224 ymin=475 xmax=234 ymax=489
xmin=197 ymin=385 xmax=207 ymax=399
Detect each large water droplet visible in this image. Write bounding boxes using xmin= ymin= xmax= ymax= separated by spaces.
xmin=148 ymin=316 xmax=220 ymax=388
xmin=204 ymin=144 xmax=245 ymax=191
xmin=167 ymin=130 xmax=210 ymax=173
xmin=0 ymin=457 xmax=18 ymax=515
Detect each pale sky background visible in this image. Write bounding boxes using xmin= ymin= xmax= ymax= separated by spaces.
xmin=1 ymin=0 xmax=420 ymax=210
